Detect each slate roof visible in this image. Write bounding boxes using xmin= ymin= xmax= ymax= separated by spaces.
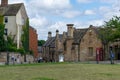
xmin=57 ymin=34 xmax=63 ymax=42
xmin=43 ymin=37 xmax=55 ymax=48
xmin=73 ymin=28 xmax=88 ymax=44
xmin=43 ymin=34 xmax=63 ymax=48
xmin=0 ymin=3 xmax=23 ymax=16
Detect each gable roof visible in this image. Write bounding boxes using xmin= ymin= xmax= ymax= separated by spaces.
xmin=0 ymin=3 xmax=23 ymax=16
xmin=73 ymin=28 xmax=88 ymax=44
xmin=43 ymin=37 xmax=55 ymax=48
xmin=57 ymin=34 xmax=63 ymax=42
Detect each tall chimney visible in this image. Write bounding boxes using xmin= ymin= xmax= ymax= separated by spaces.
xmin=1 ymin=0 xmax=8 ymax=6
xmin=56 ymin=29 xmax=59 ymax=39
xmin=48 ymin=31 xmax=52 ymax=39
xmin=67 ymin=24 xmax=74 ymax=38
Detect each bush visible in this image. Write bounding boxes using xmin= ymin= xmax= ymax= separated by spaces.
xmin=17 ymin=48 xmax=25 ymax=55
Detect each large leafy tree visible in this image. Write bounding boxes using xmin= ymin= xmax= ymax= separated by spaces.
xmin=99 ymin=16 xmax=120 ymax=44
xmin=104 ymin=16 xmax=120 ymax=41
xmin=99 ymin=16 xmax=120 ymax=60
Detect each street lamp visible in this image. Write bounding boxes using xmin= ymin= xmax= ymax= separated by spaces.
xmin=4 ymin=28 xmax=9 ymax=65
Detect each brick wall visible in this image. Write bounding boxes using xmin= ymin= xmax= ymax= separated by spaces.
xmin=29 ymin=27 xmax=38 ymax=58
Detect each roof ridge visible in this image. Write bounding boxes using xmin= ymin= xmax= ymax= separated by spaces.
xmin=8 ymin=3 xmax=23 ymax=5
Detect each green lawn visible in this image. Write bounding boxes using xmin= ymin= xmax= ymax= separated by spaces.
xmin=0 ymin=63 xmax=120 ymax=80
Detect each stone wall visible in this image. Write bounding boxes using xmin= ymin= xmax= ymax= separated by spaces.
xmin=80 ymin=27 xmax=102 ymax=61
xmin=0 ymin=52 xmax=34 ymax=64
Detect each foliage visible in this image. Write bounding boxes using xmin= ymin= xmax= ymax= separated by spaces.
xmin=7 ymin=35 xmax=18 ymax=52
xmin=0 ymin=16 xmax=5 ymax=51
xmin=99 ymin=27 xmax=113 ymax=45
xmin=38 ymin=40 xmax=46 ymax=46
xmin=21 ymin=18 xmax=29 ymax=52
xmin=99 ymin=16 xmax=120 ymax=44
xmin=17 ymin=48 xmax=25 ymax=55
xmin=29 ymin=50 xmax=34 ymax=55
xmin=21 ymin=18 xmax=30 ymax=62
xmin=104 ymin=16 xmax=120 ymax=41
xmin=0 ymin=16 xmax=3 ymax=23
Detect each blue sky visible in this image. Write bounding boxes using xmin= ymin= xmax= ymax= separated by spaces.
xmin=4 ymin=0 xmax=120 ymax=40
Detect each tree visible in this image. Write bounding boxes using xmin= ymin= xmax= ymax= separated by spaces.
xmin=21 ymin=18 xmax=29 ymax=62
xmin=104 ymin=16 xmax=120 ymax=41
xmin=99 ymin=16 xmax=120 ymax=60
xmin=0 ymin=23 xmax=5 ymax=51
xmin=38 ymin=40 xmax=46 ymax=46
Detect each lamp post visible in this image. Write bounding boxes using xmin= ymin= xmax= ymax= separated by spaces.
xmin=4 ymin=29 xmax=9 ymax=65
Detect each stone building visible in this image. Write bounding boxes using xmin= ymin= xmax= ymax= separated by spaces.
xmin=64 ymin=24 xmax=103 ymax=62
xmin=0 ymin=0 xmax=28 ymax=49
xmin=43 ymin=24 xmax=104 ymax=62
xmin=42 ymin=32 xmax=55 ymax=62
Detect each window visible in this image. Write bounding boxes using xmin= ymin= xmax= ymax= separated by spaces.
xmin=88 ymin=47 xmax=93 ymax=56
xmin=4 ymin=17 xmax=8 ymax=23
xmin=4 ymin=28 xmax=8 ymax=35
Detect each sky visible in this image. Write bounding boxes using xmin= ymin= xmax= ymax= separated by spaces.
xmin=2 ymin=0 xmax=120 ymax=40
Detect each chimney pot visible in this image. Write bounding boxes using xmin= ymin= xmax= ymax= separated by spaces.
xmin=48 ymin=31 xmax=52 ymax=39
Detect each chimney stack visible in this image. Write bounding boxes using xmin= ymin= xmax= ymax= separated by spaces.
xmin=48 ymin=31 xmax=52 ymax=39
xmin=1 ymin=0 xmax=8 ymax=6
xmin=56 ymin=29 xmax=59 ymax=39
xmin=67 ymin=24 xmax=74 ymax=38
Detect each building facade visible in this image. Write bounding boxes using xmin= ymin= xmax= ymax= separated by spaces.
xmin=29 ymin=26 xmax=38 ymax=58
xmin=43 ymin=24 xmax=104 ymax=62
xmin=0 ymin=0 xmax=28 ymax=49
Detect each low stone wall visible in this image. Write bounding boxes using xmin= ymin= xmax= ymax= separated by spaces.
xmin=0 ymin=52 xmax=34 ymax=64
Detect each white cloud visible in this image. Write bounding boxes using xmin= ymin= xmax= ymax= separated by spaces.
xmin=77 ymin=0 xmax=93 ymax=3
xmin=49 ymin=21 xmax=67 ymax=33
xmin=99 ymin=0 xmax=120 ymax=20
xmin=87 ymin=20 xmax=104 ymax=26
xmin=62 ymin=10 xmax=81 ymax=18
xmin=30 ymin=16 xmax=48 ymax=28
xmin=29 ymin=16 xmax=49 ymax=40
xmin=84 ymin=10 xmax=95 ymax=15
xmin=5 ymin=0 xmax=120 ymax=40
xmin=26 ymin=0 xmax=74 ymax=19
xmin=29 ymin=0 xmax=71 ymax=10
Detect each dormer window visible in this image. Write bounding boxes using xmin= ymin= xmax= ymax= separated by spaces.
xmin=4 ymin=17 xmax=8 ymax=23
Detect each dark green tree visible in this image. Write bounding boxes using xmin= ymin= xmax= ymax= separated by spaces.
xmin=104 ymin=16 xmax=120 ymax=41
xmin=0 ymin=23 xmax=5 ymax=51
xmin=99 ymin=16 xmax=120 ymax=60
xmin=21 ymin=18 xmax=29 ymax=62
xmin=38 ymin=40 xmax=46 ymax=46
